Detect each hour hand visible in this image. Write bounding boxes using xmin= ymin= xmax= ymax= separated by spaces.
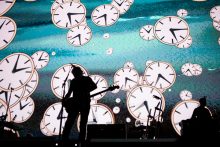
xmin=67 ymin=12 xmax=85 ymax=24
xmin=38 ymin=53 xmax=47 ymax=61
xmin=158 ymin=73 xmax=171 ymax=84
xmin=12 ymin=55 xmax=30 ymax=73
xmin=0 ymin=20 xmax=6 ymax=30
xmin=169 ymin=28 xmax=188 ymax=41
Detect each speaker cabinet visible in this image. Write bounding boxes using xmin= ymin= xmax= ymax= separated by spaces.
xmin=87 ymin=124 xmax=126 ymax=139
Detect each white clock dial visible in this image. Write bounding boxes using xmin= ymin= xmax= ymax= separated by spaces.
xmin=179 ymin=90 xmax=192 ymax=101
xmin=144 ymin=61 xmax=176 ymax=90
xmin=176 ymin=35 xmax=192 ymax=48
xmin=213 ymin=21 xmax=220 ymax=31
xmin=0 ymin=0 xmax=16 ymax=16
xmin=0 ymin=17 xmax=17 ymax=50
xmin=0 ymin=53 xmax=35 ymax=91
xmin=31 ymin=51 xmax=50 ymax=70
xmin=193 ymin=64 xmax=202 ymax=76
xmin=0 ymin=99 xmax=11 ymax=121
xmin=90 ymin=75 xmax=108 ymax=101
xmin=114 ymin=67 xmax=139 ymax=91
xmin=23 ymin=70 xmax=39 ymax=99
xmin=111 ymin=0 xmax=131 ymax=15
xmin=154 ymin=16 xmax=190 ymax=45
xmin=127 ymin=85 xmax=165 ymax=121
xmin=51 ymin=64 xmax=88 ymax=99
xmin=0 ymin=87 xmax=25 ymax=108
xmin=124 ymin=61 xmax=135 ymax=68
xmin=67 ymin=25 xmax=92 ymax=46
xmin=171 ymin=100 xmax=199 ymax=135
xmin=91 ymin=4 xmax=120 ymax=27
xmin=77 ymin=104 xmax=115 ymax=131
xmin=177 ymin=9 xmax=188 ymax=18
xmin=52 ymin=1 xmax=86 ymax=29
xmin=43 ymin=102 xmax=68 ymax=135
xmin=139 ymin=25 xmax=155 ymax=41
xmin=40 ymin=119 xmax=53 ymax=136
xmin=10 ymin=97 xmax=35 ymax=123
xmin=210 ymin=6 xmax=220 ymax=23
xmin=181 ymin=63 xmax=194 ymax=76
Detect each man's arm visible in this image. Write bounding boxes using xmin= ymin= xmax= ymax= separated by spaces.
xmin=64 ymin=81 xmax=73 ymax=99
xmin=88 ymin=77 xmax=97 ymax=92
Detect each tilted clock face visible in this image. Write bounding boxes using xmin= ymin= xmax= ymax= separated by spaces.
xmin=144 ymin=61 xmax=176 ymax=90
xmin=10 ymin=97 xmax=35 ymax=123
xmin=181 ymin=63 xmax=194 ymax=76
xmin=171 ymin=100 xmax=199 ymax=135
xmin=111 ymin=0 xmax=131 ymax=15
xmin=91 ymin=4 xmax=120 ymax=27
xmin=177 ymin=9 xmax=188 ymax=18
xmin=43 ymin=102 xmax=68 ymax=135
xmin=0 ymin=53 xmax=35 ymax=91
xmin=114 ymin=67 xmax=139 ymax=91
xmin=210 ymin=6 xmax=220 ymax=23
xmin=40 ymin=119 xmax=52 ymax=136
xmin=193 ymin=64 xmax=202 ymax=76
xmin=139 ymin=25 xmax=155 ymax=41
xmin=0 ymin=87 xmax=25 ymax=108
xmin=176 ymin=35 xmax=192 ymax=49
xmin=31 ymin=51 xmax=50 ymax=70
xmin=0 ymin=17 xmax=17 ymax=50
xmin=179 ymin=90 xmax=192 ymax=101
xmin=90 ymin=75 xmax=108 ymax=101
xmin=0 ymin=0 xmax=16 ymax=16
xmin=51 ymin=64 xmax=88 ymax=99
xmin=67 ymin=25 xmax=92 ymax=46
xmin=154 ymin=16 xmax=190 ymax=45
xmin=52 ymin=1 xmax=86 ymax=29
xmin=127 ymin=85 xmax=165 ymax=121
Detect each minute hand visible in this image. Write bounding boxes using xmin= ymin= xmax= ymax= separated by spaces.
xmin=169 ymin=28 xmax=188 ymax=41
xmin=67 ymin=13 xmax=85 ymax=24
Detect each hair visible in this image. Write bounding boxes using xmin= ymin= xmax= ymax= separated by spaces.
xmin=199 ymin=97 xmax=206 ymax=106
xmin=72 ymin=66 xmax=83 ymax=76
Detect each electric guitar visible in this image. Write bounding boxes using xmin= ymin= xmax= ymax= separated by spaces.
xmin=62 ymin=85 xmax=119 ymax=113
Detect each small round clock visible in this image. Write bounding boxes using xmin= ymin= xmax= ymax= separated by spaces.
xmin=0 ymin=53 xmax=35 ymax=91
xmin=176 ymin=35 xmax=192 ymax=49
xmin=139 ymin=25 xmax=155 ymax=41
xmin=144 ymin=61 xmax=176 ymax=90
xmin=192 ymin=64 xmax=202 ymax=76
xmin=90 ymin=75 xmax=108 ymax=101
xmin=31 ymin=51 xmax=50 ymax=70
xmin=77 ymin=104 xmax=115 ymax=131
xmin=179 ymin=90 xmax=192 ymax=101
xmin=51 ymin=64 xmax=88 ymax=99
xmin=127 ymin=85 xmax=165 ymax=121
xmin=52 ymin=1 xmax=86 ymax=29
xmin=67 ymin=25 xmax=92 ymax=47
xmin=111 ymin=0 xmax=131 ymax=15
xmin=0 ymin=17 xmax=17 ymax=50
xmin=154 ymin=16 xmax=190 ymax=45
xmin=181 ymin=63 xmax=194 ymax=77
xmin=177 ymin=9 xmax=188 ymax=18
xmin=0 ymin=0 xmax=16 ymax=16
xmin=114 ymin=67 xmax=139 ymax=91
xmin=10 ymin=97 xmax=35 ymax=123
xmin=171 ymin=100 xmax=199 ymax=135
xmin=40 ymin=119 xmax=53 ymax=136
xmin=91 ymin=4 xmax=120 ymax=27
xmin=0 ymin=87 xmax=25 ymax=108
xmin=213 ymin=21 xmax=220 ymax=31
xmin=210 ymin=6 xmax=220 ymax=23
xmin=43 ymin=102 xmax=68 ymax=135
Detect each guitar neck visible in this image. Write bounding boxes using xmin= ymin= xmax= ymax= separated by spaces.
xmin=90 ymin=89 xmax=109 ymax=98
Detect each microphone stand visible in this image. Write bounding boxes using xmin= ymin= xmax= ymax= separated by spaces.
xmin=58 ymin=64 xmax=73 ymax=143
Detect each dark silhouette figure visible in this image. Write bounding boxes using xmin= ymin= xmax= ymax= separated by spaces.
xmin=62 ymin=66 xmax=97 ymax=144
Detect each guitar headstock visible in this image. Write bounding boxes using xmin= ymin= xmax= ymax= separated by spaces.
xmin=108 ymin=85 xmax=120 ymax=91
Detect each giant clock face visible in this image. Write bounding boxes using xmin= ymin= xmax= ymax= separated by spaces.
xmin=114 ymin=67 xmax=139 ymax=91
xmin=51 ymin=64 xmax=88 ymax=99
xmin=144 ymin=61 xmax=176 ymax=90
xmin=0 ymin=17 xmax=17 ymax=50
xmin=127 ymin=85 xmax=165 ymax=121
xmin=52 ymin=1 xmax=86 ymax=29
xmin=43 ymin=102 xmax=68 ymax=135
xmin=111 ymin=0 xmax=131 ymax=15
xmin=77 ymin=104 xmax=115 ymax=131
xmin=171 ymin=100 xmax=199 ymax=135
xmin=91 ymin=4 xmax=120 ymax=27
xmin=139 ymin=25 xmax=155 ymax=41
xmin=154 ymin=16 xmax=190 ymax=45
xmin=67 ymin=25 xmax=92 ymax=47
xmin=31 ymin=51 xmax=50 ymax=70
xmin=90 ymin=75 xmax=108 ymax=101
xmin=10 ymin=97 xmax=35 ymax=123
xmin=210 ymin=6 xmax=220 ymax=23
xmin=0 ymin=87 xmax=25 ymax=108
xmin=0 ymin=53 xmax=35 ymax=91
xmin=0 ymin=0 xmax=16 ymax=16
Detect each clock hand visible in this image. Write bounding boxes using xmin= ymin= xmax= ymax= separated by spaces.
xmin=186 ymin=69 xmax=193 ymax=75
xmin=169 ymin=28 xmax=188 ymax=41
xmin=91 ymin=108 xmax=97 ymax=123
xmin=114 ymin=0 xmax=123 ymax=6
xmin=158 ymin=73 xmax=171 ymax=84
xmin=38 ymin=52 xmax=47 ymax=61
xmin=12 ymin=55 xmax=30 ymax=73
xmin=71 ymin=34 xmax=80 ymax=40
xmin=0 ymin=20 xmax=6 ymax=30
xmin=143 ymin=101 xmax=150 ymax=114
xmin=125 ymin=77 xmax=137 ymax=86
xmin=143 ymin=27 xmax=152 ymax=33
xmin=67 ymin=12 xmax=85 ymax=24
xmin=94 ymin=14 xmax=107 ymax=20
xmin=133 ymin=102 xmax=145 ymax=112
xmin=19 ymin=101 xmax=30 ymax=110
xmin=57 ymin=110 xmax=67 ymax=120
xmin=78 ymin=34 xmax=82 ymax=45
xmin=95 ymin=78 xmax=100 ymax=85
